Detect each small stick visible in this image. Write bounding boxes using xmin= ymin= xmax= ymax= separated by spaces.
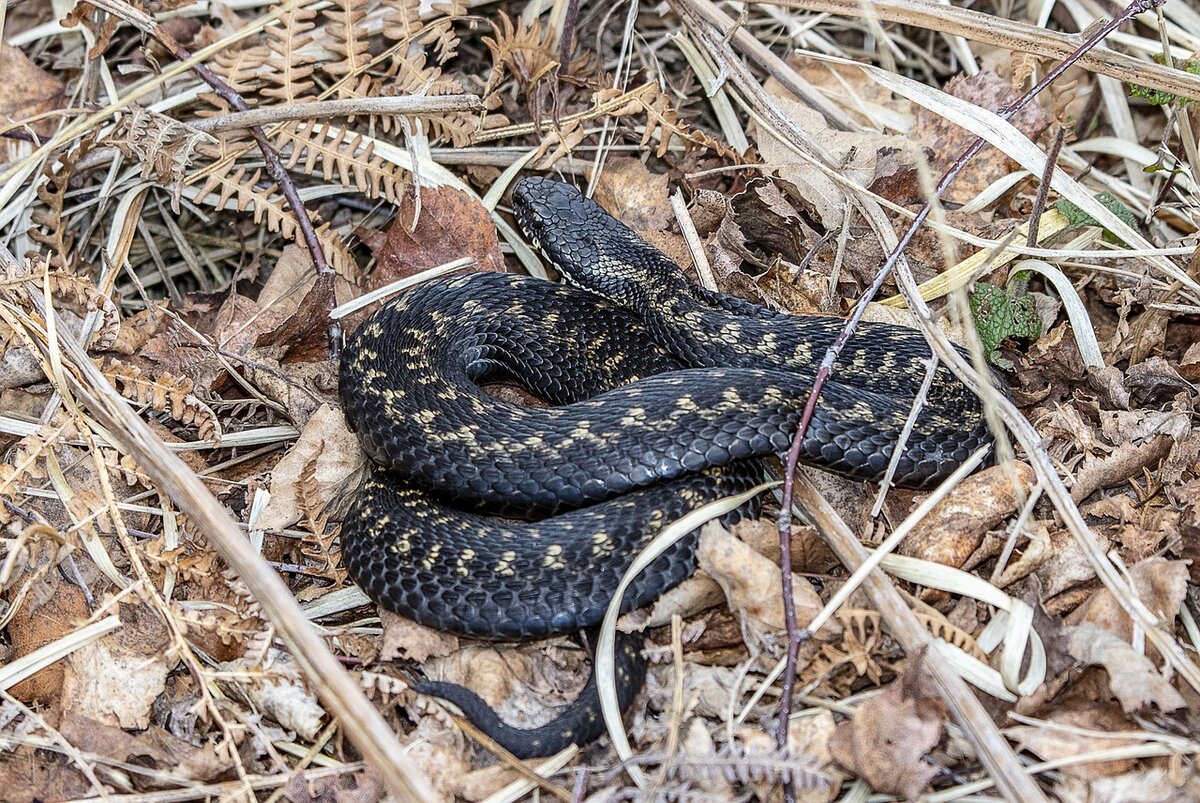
xmin=771 ymin=0 xmax=1163 ymax=797
xmin=192 ymin=95 xmax=484 ymax=133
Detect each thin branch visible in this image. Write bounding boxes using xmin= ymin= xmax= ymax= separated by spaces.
xmin=192 ymin=94 xmax=484 ymax=133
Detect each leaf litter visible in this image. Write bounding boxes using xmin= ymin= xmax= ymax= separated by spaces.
xmin=1 ymin=1 xmax=1199 ymax=801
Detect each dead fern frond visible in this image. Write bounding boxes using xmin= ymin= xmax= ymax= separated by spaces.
xmin=667 ymin=742 xmax=832 ymax=792
xmin=913 ymin=611 xmax=988 ymax=662
xmin=27 ymin=142 xmax=95 ymax=271
xmin=44 ymin=271 xmax=122 ymax=352
xmin=0 ymin=421 xmax=73 ymax=526
xmin=191 ymin=167 xmax=359 ymax=280
xmin=380 ymin=0 xmax=424 ymax=42
xmin=420 ymin=0 xmax=466 ymax=62
xmin=261 ymin=3 xmax=319 ymax=104
xmin=638 ymin=85 xmax=746 ymax=161
xmin=103 ymin=108 xmax=215 ymax=208
xmin=274 ymin=121 xmax=408 ymax=204
xmin=323 ymin=0 xmax=371 ymax=94
xmin=295 ymin=451 xmax=346 ymax=582
xmin=482 ymin=12 xmax=560 ymax=98
xmin=101 ymin=357 xmax=222 ymax=442
xmin=201 ymin=44 xmax=274 ymax=114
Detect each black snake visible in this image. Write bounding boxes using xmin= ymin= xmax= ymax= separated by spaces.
xmin=338 ymin=177 xmax=998 ymax=757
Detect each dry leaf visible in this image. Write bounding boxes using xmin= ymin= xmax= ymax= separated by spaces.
xmin=1005 ymin=704 xmax=1141 ymax=779
xmin=0 ymin=43 xmax=63 ymax=163
xmin=899 ymin=462 xmax=1036 ymax=571
xmin=60 ymin=603 xmax=172 ymax=729
xmin=258 ymin=403 xmax=365 ymax=531
xmin=695 ymin=523 xmax=827 ymax=649
xmin=380 ymin=609 xmax=460 ymax=664
xmin=360 ymin=185 xmax=504 ymax=291
xmin=1064 ymin=623 xmax=1185 ymax=714
xmin=1065 ymin=557 xmax=1188 ymax=644
xmin=828 ymin=650 xmax=946 ymax=800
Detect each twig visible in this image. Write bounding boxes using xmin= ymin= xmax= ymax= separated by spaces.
xmin=191 ymin=94 xmax=484 ymax=133
xmin=1027 ymin=126 xmax=1067 ymax=247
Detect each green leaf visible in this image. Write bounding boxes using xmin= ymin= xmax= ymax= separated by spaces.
xmin=1052 ymin=192 xmax=1138 ymax=244
xmin=1130 ymin=59 xmax=1200 ymax=107
xmin=969 ymin=282 xmax=1041 ymax=370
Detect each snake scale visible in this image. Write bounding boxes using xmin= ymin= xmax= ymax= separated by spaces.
xmin=338 ymin=177 xmax=999 ymax=758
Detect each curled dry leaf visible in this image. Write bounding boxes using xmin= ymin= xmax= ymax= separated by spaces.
xmin=828 ymin=650 xmax=946 ymax=800
xmin=1005 ymin=704 xmax=1143 ymax=780
xmin=360 ymin=184 xmax=505 ymax=292
xmin=914 ymin=70 xmax=1052 ymax=203
xmin=0 ymin=42 xmax=64 ymax=162
xmin=755 ymin=80 xmax=922 ymax=231
xmin=898 ymin=461 xmax=1036 ymax=571
xmin=60 ymin=602 xmax=172 ymax=729
xmin=58 ymin=713 xmax=228 ymax=784
xmin=1065 ymin=557 xmax=1189 ymax=644
xmin=232 ymin=650 xmax=325 ymax=740
xmin=695 ymin=522 xmax=827 ymax=649
xmin=379 ymin=608 xmax=459 ymax=664
xmin=258 ymin=403 xmax=365 ymax=532
xmin=787 ymin=711 xmax=846 ymax=803
xmin=1064 ymin=623 xmax=1185 ymax=714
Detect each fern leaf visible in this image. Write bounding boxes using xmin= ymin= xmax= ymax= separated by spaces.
xmin=324 ymin=0 xmax=371 ymax=94
xmin=274 ymin=121 xmax=409 ymax=204
xmin=261 ymin=3 xmax=319 ymax=104
xmin=102 ymin=358 xmax=222 ymax=442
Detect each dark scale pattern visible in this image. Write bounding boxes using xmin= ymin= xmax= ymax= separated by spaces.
xmin=338 ymin=178 xmax=1005 ymax=758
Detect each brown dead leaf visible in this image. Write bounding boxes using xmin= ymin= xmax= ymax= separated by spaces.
xmin=1056 ymin=768 xmax=1200 ymax=802
xmin=0 ymin=43 xmax=64 ymax=163
xmin=60 ymin=602 xmax=172 ymax=729
xmin=1064 ymin=623 xmax=1185 ymax=714
xmin=361 ymin=185 xmax=504 ymax=291
xmin=0 ymin=747 xmax=93 ymax=803
xmin=899 ymin=462 xmax=1036 ymax=572
xmin=258 ymin=404 xmax=365 ymax=532
xmin=914 ymin=71 xmax=1052 ymax=204
xmin=7 ymin=581 xmax=87 ymax=706
xmin=754 ymin=85 xmax=923 ymax=231
xmin=281 ymin=767 xmax=385 ymax=803
xmin=1066 ymin=557 xmax=1188 ymax=644
xmin=1005 ymin=704 xmax=1141 ymax=779
xmin=828 ymin=650 xmax=946 ymax=799
xmin=695 ymin=522 xmax=828 ymax=650
xmin=380 ymin=609 xmax=460 ymax=664
xmin=1178 ymin=341 xmax=1200 ymax=382
xmin=592 ymin=157 xmax=674 ymax=234
xmin=59 ymin=712 xmax=228 ymax=783
xmin=787 ymin=711 xmax=846 ymax=803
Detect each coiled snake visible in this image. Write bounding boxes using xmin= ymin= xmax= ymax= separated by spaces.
xmin=339 ymin=177 xmax=998 ymax=757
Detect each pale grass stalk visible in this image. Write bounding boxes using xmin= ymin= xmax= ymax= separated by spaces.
xmin=764 ymin=0 xmax=1200 ymax=102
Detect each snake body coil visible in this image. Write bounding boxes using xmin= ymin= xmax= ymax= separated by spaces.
xmin=339 ymin=178 xmax=998 ymax=757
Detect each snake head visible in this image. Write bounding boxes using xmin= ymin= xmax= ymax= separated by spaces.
xmin=513 ymin=177 xmax=665 ymax=308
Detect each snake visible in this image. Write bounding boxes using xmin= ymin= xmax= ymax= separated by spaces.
xmin=338 ymin=177 xmax=999 ymax=758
